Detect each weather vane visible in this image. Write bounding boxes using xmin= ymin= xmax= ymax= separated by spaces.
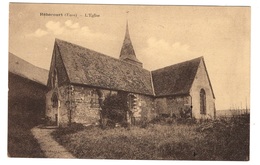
xmin=126 ymin=11 xmax=129 ymax=20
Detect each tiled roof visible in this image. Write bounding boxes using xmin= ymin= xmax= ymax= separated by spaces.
xmin=53 ymin=39 xmax=214 ymax=98
xmin=9 ymin=52 xmax=49 ymax=85
xmin=55 ymin=39 xmax=154 ymax=95
xmin=152 ymin=57 xmax=202 ymax=96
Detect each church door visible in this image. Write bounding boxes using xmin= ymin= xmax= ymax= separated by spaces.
xmin=51 ymin=93 xmax=59 ymax=126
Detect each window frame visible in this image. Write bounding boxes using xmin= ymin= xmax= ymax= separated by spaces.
xmin=200 ymin=89 xmax=206 ymax=115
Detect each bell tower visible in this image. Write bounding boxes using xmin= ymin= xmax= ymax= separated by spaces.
xmin=119 ymin=21 xmax=143 ymax=68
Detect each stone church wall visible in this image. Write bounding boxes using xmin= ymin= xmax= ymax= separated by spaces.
xmin=154 ymin=96 xmax=192 ymax=118
xmin=190 ymin=60 xmax=215 ymax=119
xmin=46 ymin=85 xmax=118 ymax=127
xmin=46 ymin=86 xmax=70 ymax=127
xmin=166 ymin=96 xmax=192 ymax=118
xmin=46 ymin=84 xmax=158 ymax=126
xmin=131 ymin=94 xmax=156 ymax=124
xmin=72 ymin=86 xmax=118 ymax=125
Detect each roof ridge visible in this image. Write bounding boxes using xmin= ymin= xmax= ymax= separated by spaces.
xmin=54 ymin=41 xmax=71 ymax=84
xmin=152 ymin=56 xmax=203 ymax=72
xmin=150 ymin=72 xmax=156 ymax=96
xmin=9 ymin=52 xmax=48 ymax=72
xmin=55 ymin=38 xmax=120 ymax=61
xmin=201 ymin=57 xmax=215 ymax=99
xmin=9 ymin=52 xmax=49 ymax=85
xmin=55 ymin=38 xmax=149 ymax=72
xmin=151 ymin=56 xmax=203 ymax=96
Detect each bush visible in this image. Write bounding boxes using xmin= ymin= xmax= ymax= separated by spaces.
xmin=150 ymin=115 xmax=174 ymax=125
xmin=194 ymin=115 xmax=249 ymax=160
xmin=176 ymin=117 xmax=197 ymax=125
xmin=121 ymin=121 xmax=130 ymax=129
xmin=53 ymin=122 xmax=85 ymax=136
xmin=136 ymin=117 xmax=148 ymax=128
xmin=101 ymin=94 xmax=127 ymax=126
xmin=150 ymin=115 xmax=196 ymax=125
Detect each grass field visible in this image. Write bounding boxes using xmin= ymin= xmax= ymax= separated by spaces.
xmin=52 ymin=115 xmax=249 ymax=160
xmin=8 ymin=113 xmax=45 ymax=158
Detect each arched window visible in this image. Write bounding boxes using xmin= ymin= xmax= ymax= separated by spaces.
xmin=52 ymin=68 xmax=58 ymax=88
xmin=51 ymin=93 xmax=58 ymax=108
xmin=200 ymin=89 xmax=206 ymax=114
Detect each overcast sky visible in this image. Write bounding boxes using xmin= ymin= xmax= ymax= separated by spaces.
xmin=9 ymin=3 xmax=250 ymax=110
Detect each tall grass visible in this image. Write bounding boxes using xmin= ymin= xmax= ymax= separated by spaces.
xmin=8 ymin=113 xmax=45 ymax=158
xmin=52 ymin=115 xmax=249 ymax=160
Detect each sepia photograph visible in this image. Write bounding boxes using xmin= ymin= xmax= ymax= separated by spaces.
xmin=8 ymin=3 xmax=250 ymax=160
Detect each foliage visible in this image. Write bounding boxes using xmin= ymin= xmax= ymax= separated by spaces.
xmin=8 ymin=113 xmax=45 ymax=158
xmin=150 ymin=115 xmax=196 ymax=125
xmin=176 ymin=117 xmax=197 ymax=125
xmin=194 ymin=114 xmax=250 ymax=160
xmin=52 ymin=114 xmax=249 ymax=160
xmin=179 ymin=107 xmax=192 ymax=119
xmin=53 ymin=122 xmax=86 ymax=136
xmin=101 ymin=94 xmax=127 ymax=126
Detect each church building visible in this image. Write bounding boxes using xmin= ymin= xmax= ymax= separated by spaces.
xmin=45 ymin=23 xmax=216 ymax=127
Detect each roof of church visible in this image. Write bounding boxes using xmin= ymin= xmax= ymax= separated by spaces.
xmin=9 ymin=52 xmax=49 ymax=85
xmin=152 ymin=57 xmax=202 ymax=97
xmin=55 ymin=39 xmax=154 ymax=95
xmin=119 ymin=22 xmax=142 ymax=64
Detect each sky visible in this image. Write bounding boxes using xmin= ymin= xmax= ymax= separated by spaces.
xmin=9 ymin=3 xmax=250 ymax=110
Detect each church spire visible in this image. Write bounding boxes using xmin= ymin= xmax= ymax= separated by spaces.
xmin=119 ymin=21 xmax=143 ymax=67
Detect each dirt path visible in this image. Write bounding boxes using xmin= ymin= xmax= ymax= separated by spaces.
xmin=31 ymin=126 xmax=75 ymax=158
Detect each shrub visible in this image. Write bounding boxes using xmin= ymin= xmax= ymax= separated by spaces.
xmin=101 ymin=94 xmax=127 ymax=126
xmin=53 ymin=122 xmax=85 ymax=136
xmin=176 ymin=117 xmax=197 ymax=125
xmin=150 ymin=115 xmax=196 ymax=125
xmin=121 ymin=121 xmax=130 ymax=129
xmin=194 ymin=114 xmax=249 ymax=160
xmin=150 ymin=115 xmax=175 ymax=125
xmin=140 ymin=117 xmax=149 ymax=128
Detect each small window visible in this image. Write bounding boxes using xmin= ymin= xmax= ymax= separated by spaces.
xmin=200 ymin=89 xmax=206 ymax=114
xmin=52 ymin=69 xmax=58 ymax=88
xmin=90 ymin=90 xmax=100 ymax=108
xmin=52 ymin=93 xmax=58 ymax=108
